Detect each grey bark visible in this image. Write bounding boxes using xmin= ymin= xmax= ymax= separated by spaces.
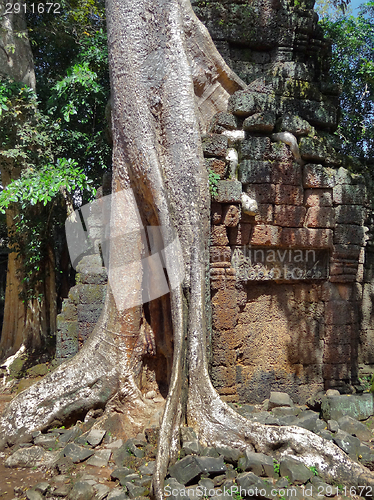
xmin=1 ymin=1 xmax=374 ymax=498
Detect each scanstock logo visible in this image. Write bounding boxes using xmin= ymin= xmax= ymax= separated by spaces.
xmin=65 ymin=189 xmax=184 ymax=311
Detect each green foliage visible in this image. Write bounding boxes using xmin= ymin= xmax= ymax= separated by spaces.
xmin=273 ymin=459 xmax=280 ymax=475
xmin=320 ymin=2 xmax=374 ymax=159
xmin=0 ymin=158 xmax=95 ymax=211
xmin=208 ymin=168 xmax=221 ymax=197
xmin=309 ymin=465 xmax=318 ymax=476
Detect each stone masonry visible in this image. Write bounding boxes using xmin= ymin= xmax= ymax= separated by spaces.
xmin=194 ymin=0 xmax=370 ymax=403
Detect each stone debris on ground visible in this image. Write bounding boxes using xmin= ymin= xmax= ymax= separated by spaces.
xmin=1 ymin=390 xmax=374 ymax=500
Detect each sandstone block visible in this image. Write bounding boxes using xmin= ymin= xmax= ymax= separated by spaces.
xmin=211 ymin=366 xmax=236 ymax=388
xmin=249 ymin=225 xmax=281 ymax=246
xmin=322 ymin=363 xmax=350 ymax=380
xmin=323 ymin=344 xmax=351 ymax=364
xmin=304 ymin=189 xmax=333 ymax=207
xmin=227 ymin=224 xmax=252 ymax=245
xmin=305 ymin=207 xmax=335 ymax=228
xmin=228 ymin=91 xmax=258 ymax=117
xmin=303 ymin=164 xmax=336 ymax=188
xmin=278 ymin=113 xmax=312 ymax=136
xmin=239 ymin=136 xmax=271 ymax=160
xmin=271 ymin=162 xmax=302 ymax=185
xmin=211 ymin=225 xmax=229 ymax=246
xmin=280 ymin=228 xmax=333 ymax=248
xmin=274 ymin=205 xmax=306 ymax=227
xmin=214 ymin=180 xmax=242 ymax=203
xmin=211 ymin=202 xmax=222 ymax=224
xmin=254 ymin=204 xmax=273 ymax=224
xmin=275 ymin=184 xmax=303 ymax=205
xmin=335 ymin=205 xmax=366 ymax=225
xmin=333 ymin=184 xmax=367 ymax=205
xmin=202 ymin=134 xmax=228 ymax=157
xmin=242 ymin=111 xmax=276 ymax=133
xmin=211 ymin=112 xmax=239 ymax=131
xmin=210 ymin=246 xmax=231 ymax=264
xmin=206 ymin=158 xmax=226 ymax=178
xmin=239 ymin=161 xmax=272 ymax=183
xmin=222 ymin=204 xmax=241 ymax=227
xmin=245 ymin=184 xmax=275 ymax=204
xmin=331 ymin=244 xmax=362 ymax=261
xmin=324 ymin=300 xmax=358 ymax=325
xmin=334 ymin=225 xmax=366 ymax=246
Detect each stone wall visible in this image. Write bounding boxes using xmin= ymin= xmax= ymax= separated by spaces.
xmin=194 ymin=0 xmax=370 ymax=403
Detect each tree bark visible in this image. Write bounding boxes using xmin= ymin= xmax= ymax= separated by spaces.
xmin=1 ymin=0 xmax=374 ymax=496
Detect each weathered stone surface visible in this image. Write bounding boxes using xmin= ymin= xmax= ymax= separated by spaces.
xmin=59 ymin=426 xmax=82 ymax=444
xmin=183 ymin=440 xmax=202 ymax=455
xmin=215 ymin=446 xmax=242 ymax=464
xmin=327 ymin=419 xmax=339 ymax=433
xmin=34 ymin=482 xmax=50 ymax=495
xmin=214 ymin=180 xmax=242 ymax=203
xmin=303 ymin=164 xmax=336 ymax=188
xmin=5 ymin=446 xmax=46 ymax=468
xmin=86 ymin=429 xmax=106 ymax=447
xmin=211 ymin=112 xmax=239 ymax=131
xmin=211 ymin=225 xmax=229 ymax=246
xmin=333 ymin=429 xmax=361 ymax=458
xmin=86 ymin=449 xmax=111 ymax=467
xmin=243 ymin=112 xmax=276 ymax=132
xmin=271 ymin=162 xmax=302 ymax=185
xmin=202 ymin=134 xmax=228 ymax=157
xmin=294 ymin=411 xmax=319 ymax=432
xmin=334 ymin=225 xmax=366 ymax=246
xmin=274 ymin=185 xmax=303 ymax=205
xmin=238 ymin=450 xmax=274 ymax=477
xmin=228 ymin=91 xmax=258 ymax=117
xmin=64 ymin=443 xmax=94 ymax=463
xmin=93 ymin=483 xmax=111 ymax=500
xmin=274 ymin=205 xmax=306 ymax=227
xmin=206 ymin=158 xmax=226 ymax=178
xmin=126 ymin=482 xmax=148 ymax=498
xmin=269 ymin=391 xmax=293 ymax=408
xmin=239 ymin=137 xmax=271 ymax=160
xmin=335 ymin=205 xmax=365 ymax=225
xmin=236 ymin=471 xmax=267 ymax=492
xmin=107 ymin=489 xmax=128 ymax=500
xmin=245 ymin=184 xmax=275 ymax=204
xmin=279 ymin=457 xmax=313 ymax=484
xmin=26 ymin=490 xmax=44 ymax=500
xmin=337 ymin=415 xmax=372 ymax=442
xmin=111 ymin=467 xmax=135 ymax=485
xmin=200 ymin=447 xmax=220 ymax=458
xmin=304 ymin=189 xmax=333 ymax=207
xmin=33 ymin=434 xmax=58 ymax=449
xmin=169 ymin=455 xmax=226 ymax=485
xmin=239 ymin=160 xmax=272 ymax=184
xmin=227 ymin=224 xmax=252 ymax=245
xmin=222 ymin=205 xmax=241 ymax=227
xmin=278 ymin=114 xmax=312 ymax=136
xmin=27 ymin=364 xmax=48 ymax=377
xmin=249 ymin=225 xmax=281 ymax=246
xmin=305 ymin=207 xmax=335 ymax=228
xmin=139 ymin=461 xmax=156 ymax=475
xmin=280 ymin=228 xmax=333 ymax=248
xmin=321 ymin=394 xmax=374 ymax=421
xmin=333 ymin=184 xmax=367 ymax=205
xmin=67 ymin=481 xmax=95 ymax=500
xmin=299 ymin=136 xmax=341 ymax=166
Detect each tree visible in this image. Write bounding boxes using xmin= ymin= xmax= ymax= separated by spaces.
xmin=319 ymin=1 xmax=374 ymax=159
xmin=0 ymin=1 xmax=45 ymax=358
xmin=1 ymin=0 xmax=374 ymax=497
xmin=0 ymin=0 xmax=110 ymax=359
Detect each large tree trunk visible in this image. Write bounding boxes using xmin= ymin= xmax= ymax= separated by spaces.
xmin=0 ymin=3 xmax=57 ymax=359
xmin=1 ymin=0 xmax=374 ymax=496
